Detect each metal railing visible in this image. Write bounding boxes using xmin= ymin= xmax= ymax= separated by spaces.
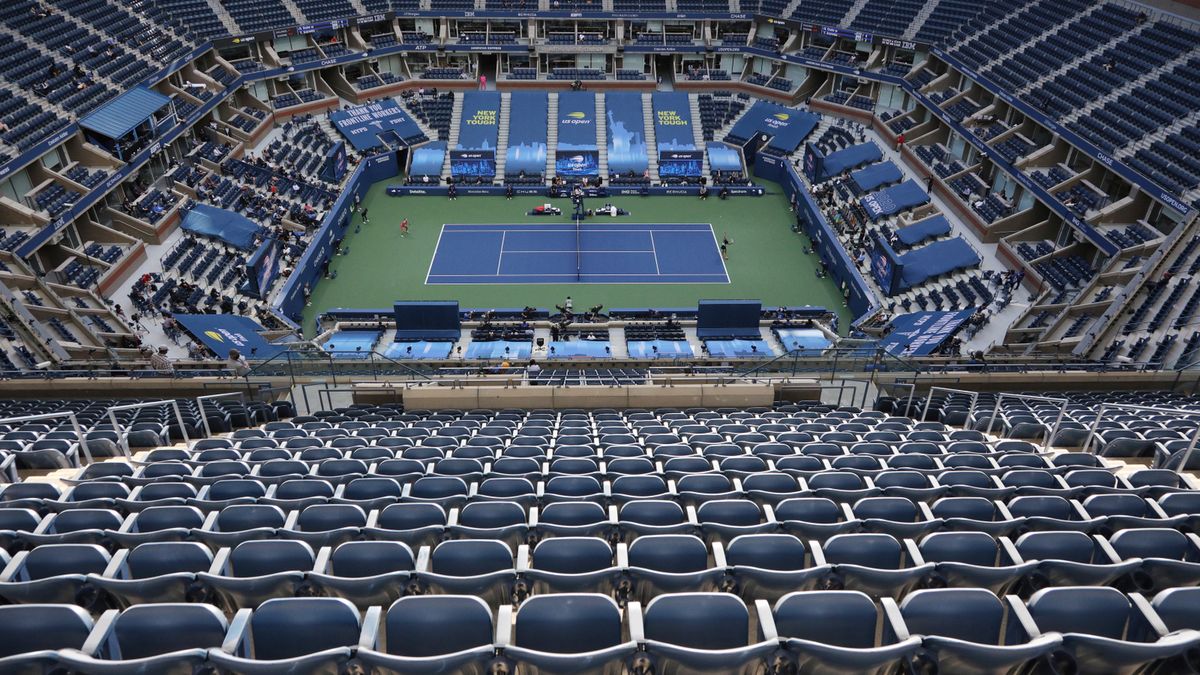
xmin=981 ymin=393 xmax=1068 ymax=452
xmin=196 ymin=392 xmax=247 ymax=437
xmin=921 ymin=387 xmax=980 ymax=426
xmin=1080 ymin=404 xmax=1200 ymax=475
xmin=105 ymin=400 xmax=191 ymax=455
xmin=0 ymin=412 xmax=94 ymax=464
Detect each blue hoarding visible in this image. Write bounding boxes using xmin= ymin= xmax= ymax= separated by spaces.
xmin=320 ymin=141 xmax=347 ymax=183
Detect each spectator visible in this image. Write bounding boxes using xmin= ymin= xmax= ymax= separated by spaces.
xmin=226 ymin=348 xmax=250 ymax=376
xmin=150 ymin=346 xmax=174 ymax=373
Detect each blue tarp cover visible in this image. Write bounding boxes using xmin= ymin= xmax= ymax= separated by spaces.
xmin=705 ymin=339 xmax=774 ymax=358
xmin=860 ymin=179 xmax=931 ymax=220
xmin=506 ymin=92 xmax=548 ymax=175
xmin=627 ymin=340 xmax=693 ymax=358
xmin=850 ymin=161 xmax=903 ymax=193
xmin=653 ymin=92 xmax=695 ymax=152
xmin=726 ymin=102 xmax=820 ymax=152
xmin=331 ymin=98 xmax=426 ymax=151
xmin=557 ymin=91 xmax=598 ymax=150
xmin=384 ymin=341 xmax=453 ymax=360
xmin=465 ymin=341 xmax=531 ymax=360
xmin=324 ymin=331 xmax=381 ymax=358
xmin=180 ymin=203 xmax=263 ymax=249
xmin=896 ymin=237 xmax=980 ymax=290
xmin=820 ymin=143 xmax=882 ymax=178
xmin=79 ymin=86 xmax=171 ymax=139
xmin=175 ymin=314 xmax=286 ymax=359
xmin=775 ymin=328 xmax=832 ymax=351
xmin=879 ymin=309 xmax=976 ymax=356
xmin=457 ymin=92 xmax=500 ymax=150
xmin=896 ymin=215 xmax=951 ymax=246
xmin=606 ymin=91 xmax=648 ymax=174
xmin=549 ymin=340 xmax=611 ymax=358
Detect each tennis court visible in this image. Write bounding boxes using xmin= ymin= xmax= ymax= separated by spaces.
xmin=425 ymin=222 xmax=730 ymax=284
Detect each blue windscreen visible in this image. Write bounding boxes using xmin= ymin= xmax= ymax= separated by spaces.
xmin=457 ymin=91 xmax=501 ymax=151
xmin=652 ymin=92 xmax=696 ymax=152
xmin=506 ymin=91 xmax=547 ymax=177
xmin=606 ymin=91 xmax=648 ymax=175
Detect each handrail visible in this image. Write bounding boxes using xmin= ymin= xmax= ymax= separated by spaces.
xmin=921 ymin=387 xmax=979 ymax=427
xmin=196 ymin=392 xmax=246 ymax=437
xmin=105 ymin=400 xmax=190 ymax=455
xmin=982 ymin=393 xmax=1068 ymax=452
xmin=1080 ymin=403 xmax=1200 ymax=466
xmin=0 ymin=412 xmax=93 ymax=464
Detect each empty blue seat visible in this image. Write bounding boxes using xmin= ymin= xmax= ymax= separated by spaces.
xmin=209 ymin=597 xmax=365 ymax=673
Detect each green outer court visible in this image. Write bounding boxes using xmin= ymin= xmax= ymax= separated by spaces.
xmin=301 ymin=180 xmax=853 ymax=336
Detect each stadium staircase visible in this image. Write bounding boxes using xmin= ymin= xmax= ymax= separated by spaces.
xmin=546 ymin=92 xmax=558 ymax=181
xmin=838 ymin=0 xmax=875 ymax=29
xmin=443 ymin=93 xmax=464 ymax=178
xmin=1016 ymin=20 xmax=1154 ymax=97
xmin=642 ymin=93 xmax=660 ymax=182
xmin=346 ymin=0 xmax=369 ymax=14
xmin=689 ymin=94 xmax=710 ymax=178
xmin=595 ymin=92 xmax=609 ymax=182
xmin=277 ymin=0 xmax=309 ymax=25
xmin=1117 ymin=110 xmax=1200 ymax=161
xmin=949 ymin=0 xmax=1052 ymax=57
xmin=0 ymin=25 xmax=120 ymax=101
xmin=1062 ymin=49 xmax=1199 ymax=126
xmin=902 ymin=0 xmax=944 ymax=40
xmin=495 ymin=92 xmax=510 ymax=181
xmin=201 ymin=0 xmax=242 ymax=35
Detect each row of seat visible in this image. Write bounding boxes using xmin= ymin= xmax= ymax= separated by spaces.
xmin=4 ymin=526 xmax=1199 ymax=614
xmin=5 ymin=585 xmax=1200 ymax=675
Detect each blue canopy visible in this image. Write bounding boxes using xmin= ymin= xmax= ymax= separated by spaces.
xmin=726 ymin=102 xmax=820 ymax=152
xmin=896 ymin=237 xmax=980 ymax=290
xmin=896 ymin=215 xmax=951 ymax=246
xmin=80 ymin=86 xmax=171 ymax=139
xmin=860 ymin=179 xmax=931 ymax=220
xmin=180 ymin=203 xmax=263 ymax=250
xmin=820 ymin=143 xmax=882 ymax=178
xmin=850 ymin=161 xmax=903 ymax=193
xmin=879 ymin=309 xmax=976 ymax=356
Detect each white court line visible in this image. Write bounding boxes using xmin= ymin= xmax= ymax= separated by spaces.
xmin=496 ymin=231 xmax=506 ymax=275
xmin=428 ymin=272 xmax=731 ymax=277
xmin=649 ymin=231 xmax=661 ymax=275
xmin=708 ymin=225 xmax=731 ymax=281
xmin=423 ymin=224 xmax=449 ymax=285
xmin=503 ymin=249 xmax=657 ymax=254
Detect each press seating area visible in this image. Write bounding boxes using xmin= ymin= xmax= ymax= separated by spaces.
xmin=549 ymin=68 xmax=605 ymax=81
xmin=420 ymin=68 xmax=464 ymax=80
xmin=3 ymin=392 xmax=1200 ymax=672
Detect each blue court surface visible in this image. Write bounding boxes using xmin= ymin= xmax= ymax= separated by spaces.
xmin=426 ymin=223 xmax=730 ymax=284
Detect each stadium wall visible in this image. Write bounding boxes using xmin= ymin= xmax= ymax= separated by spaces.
xmin=272 ymin=151 xmax=401 ymax=329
